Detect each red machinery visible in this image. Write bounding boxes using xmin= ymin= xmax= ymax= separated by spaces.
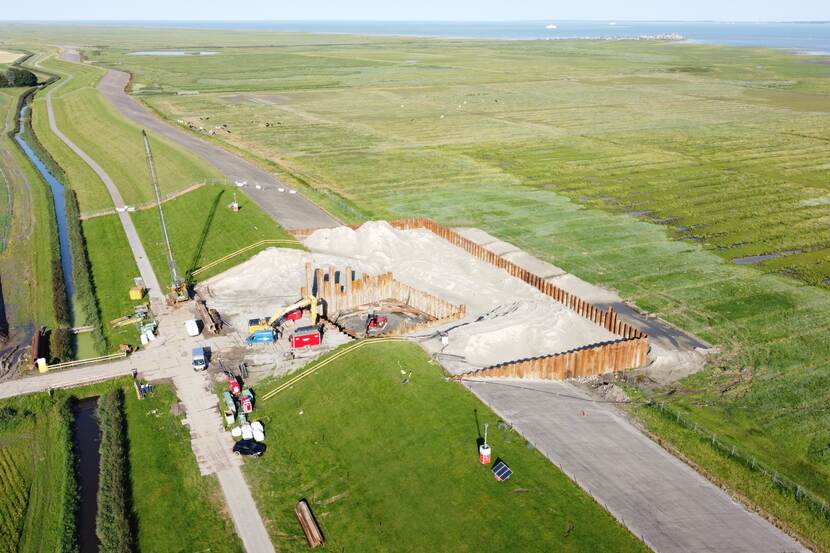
xmin=228 ymin=377 xmax=241 ymax=396
xmin=366 ymin=313 xmax=388 ymax=334
xmin=290 ymin=325 xmax=322 ymax=349
xmin=282 ymin=309 xmax=303 ymax=322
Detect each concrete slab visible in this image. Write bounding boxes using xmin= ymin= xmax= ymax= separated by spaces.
xmin=466 ymin=379 xmax=808 ymax=553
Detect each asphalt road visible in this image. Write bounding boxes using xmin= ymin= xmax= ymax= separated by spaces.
xmin=466 ymin=379 xmax=808 ymax=553
xmin=43 ymin=69 xmax=165 ymax=303
xmin=97 ymin=70 xmax=339 ymax=230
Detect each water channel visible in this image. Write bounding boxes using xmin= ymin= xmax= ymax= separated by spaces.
xmin=72 ymin=396 xmax=101 ymax=553
xmin=14 ymin=102 xmax=75 ymax=302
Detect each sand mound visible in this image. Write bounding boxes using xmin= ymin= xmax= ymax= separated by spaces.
xmin=436 ymin=301 xmax=616 ymax=368
xmin=305 ymin=222 xmax=539 ymax=311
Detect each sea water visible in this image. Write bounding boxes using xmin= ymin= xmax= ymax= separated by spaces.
xmin=75 ymin=20 xmax=830 ymax=54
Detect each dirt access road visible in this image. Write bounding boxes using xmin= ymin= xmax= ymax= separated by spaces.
xmin=96 ymin=69 xmax=338 ymax=231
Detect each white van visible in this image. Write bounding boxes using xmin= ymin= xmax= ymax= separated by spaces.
xmin=185 ymin=319 xmax=200 ymax=337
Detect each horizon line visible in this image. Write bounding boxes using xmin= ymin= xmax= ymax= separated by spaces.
xmin=2 ymin=18 xmax=829 ymax=24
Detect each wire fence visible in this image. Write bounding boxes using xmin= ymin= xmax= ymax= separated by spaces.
xmin=646 ymin=400 xmax=830 ymax=521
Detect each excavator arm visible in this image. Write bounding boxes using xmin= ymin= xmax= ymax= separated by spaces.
xmin=270 ymin=298 xmax=311 ymax=327
xmin=270 ymin=294 xmax=319 ymax=324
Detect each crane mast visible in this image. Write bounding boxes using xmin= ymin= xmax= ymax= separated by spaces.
xmin=142 ymin=130 xmax=187 ymax=303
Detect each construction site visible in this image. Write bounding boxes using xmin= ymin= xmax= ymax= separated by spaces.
xmin=197 ymin=219 xmax=653 ymax=384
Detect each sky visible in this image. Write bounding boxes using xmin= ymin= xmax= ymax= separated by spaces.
xmin=5 ymin=0 xmax=829 ymax=22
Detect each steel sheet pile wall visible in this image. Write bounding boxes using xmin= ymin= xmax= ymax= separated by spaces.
xmin=387 ymin=219 xmax=649 ymax=378
xmin=303 ymin=264 xmax=466 ymax=336
xmin=292 ymin=221 xmax=649 ymax=379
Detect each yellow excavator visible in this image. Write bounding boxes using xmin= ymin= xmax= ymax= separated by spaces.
xmin=247 ymin=295 xmax=320 ymax=335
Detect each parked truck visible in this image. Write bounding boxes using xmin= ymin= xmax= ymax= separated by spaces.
xmin=192 ymin=347 xmax=208 ymax=371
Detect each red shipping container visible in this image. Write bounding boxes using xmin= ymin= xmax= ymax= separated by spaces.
xmin=290 ymin=326 xmax=321 ymax=349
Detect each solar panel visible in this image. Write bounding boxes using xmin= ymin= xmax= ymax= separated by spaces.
xmin=491 ymin=460 xmax=513 ymax=481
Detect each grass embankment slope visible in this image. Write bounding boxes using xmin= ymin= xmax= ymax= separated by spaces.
xmin=0 ymin=86 xmax=59 ymax=330
xmin=34 ymin=57 xmax=222 ymax=211
xmin=131 ymin=185 xmax=304 ymax=285
xmin=246 ymin=341 xmax=647 ymax=552
xmin=0 ymin=393 xmax=76 ymax=553
xmin=86 ymin=35 xmax=830 ymax=543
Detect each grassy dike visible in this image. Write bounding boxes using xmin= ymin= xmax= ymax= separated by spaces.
xmin=130 ymin=185 xmax=304 ymax=286
xmin=95 ymin=390 xmax=134 ymax=552
xmin=36 ymin=57 xmax=222 ymax=209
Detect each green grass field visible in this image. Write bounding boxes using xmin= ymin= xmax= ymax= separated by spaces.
xmin=35 ymin=57 xmax=222 ymax=211
xmin=131 ymin=185 xmax=303 ymax=286
xmin=81 ymin=215 xmax=142 ymax=350
xmin=0 ymin=393 xmax=76 ymax=553
xmin=246 ymin=341 xmax=647 ymax=552
xmin=91 ymin=38 xmax=830 ymax=286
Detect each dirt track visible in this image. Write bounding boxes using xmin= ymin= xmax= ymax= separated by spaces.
xmin=96 ymin=70 xmax=339 ymax=230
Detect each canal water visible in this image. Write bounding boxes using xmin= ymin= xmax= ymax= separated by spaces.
xmin=72 ymin=397 xmax=101 ymax=553
xmin=14 ymin=103 xmax=75 ymax=302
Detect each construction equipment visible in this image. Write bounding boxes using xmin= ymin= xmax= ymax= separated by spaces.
xmin=246 ymin=328 xmax=276 ymax=345
xmin=142 ymin=130 xmax=188 ymax=304
xmin=365 ymin=310 xmax=388 ymax=335
xmin=247 ymin=264 xmax=322 ymax=337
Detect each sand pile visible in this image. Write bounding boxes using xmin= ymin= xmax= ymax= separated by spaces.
xmin=431 ymin=301 xmax=616 ymax=368
xmin=201 ymin=221 xmax=618 ymax=372
xmin=304 ymin=222 xmax=540 ymax=312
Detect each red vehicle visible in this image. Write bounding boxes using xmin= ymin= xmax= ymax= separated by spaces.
xmin=240 ymin=395 xmax=253 ymax=414
xmin=228 ymin=378 xmax=241 ymax=396
xmin=290 ymin=325 xmax=322 ymax=349
xmin=366 ymin=313 xmax=388 ymax=334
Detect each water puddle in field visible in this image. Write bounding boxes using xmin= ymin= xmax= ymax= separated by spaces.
xmin=72 ymin=397 xmax=101 ymax=553
xmin=732 ymin=250 xmax=799 ymax=264
xmin=14 ymin=104 xmax=75 ymax=302
xmin=129 ymin=50 xmax=220 ymax=56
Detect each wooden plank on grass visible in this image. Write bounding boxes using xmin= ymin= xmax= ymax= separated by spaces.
xmin=294 ymin=500 xmax=324 ymax=548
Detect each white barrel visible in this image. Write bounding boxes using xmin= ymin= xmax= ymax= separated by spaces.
xmin=253 ymin=429 xmax=265 ymax=442
xmin=230 ymin=427 xmax=242 ymax=438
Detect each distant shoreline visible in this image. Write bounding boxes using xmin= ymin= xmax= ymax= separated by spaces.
xmin=2 ymin=20 xmax=829 ymax=52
